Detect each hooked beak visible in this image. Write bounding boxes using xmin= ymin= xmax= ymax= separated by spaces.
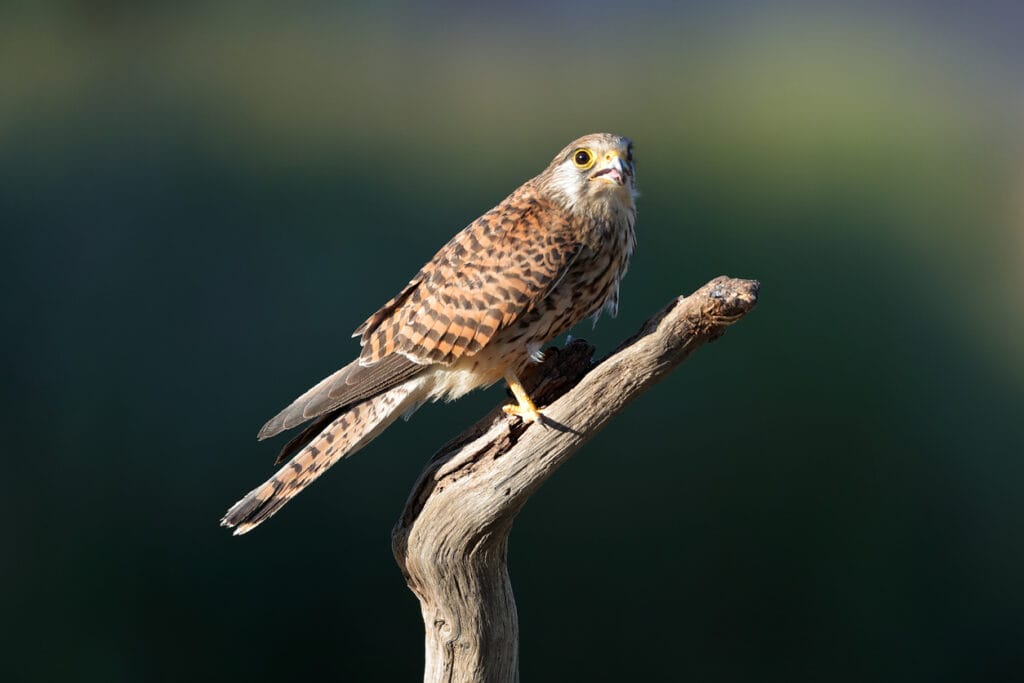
xmin=590 ymin=153 xmax=630 ymax=186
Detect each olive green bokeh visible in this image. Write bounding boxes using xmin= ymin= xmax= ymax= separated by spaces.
xmin=3 ymin=3 xmax=1022 ymax=681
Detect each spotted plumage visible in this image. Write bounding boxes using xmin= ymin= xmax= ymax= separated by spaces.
xmin=222 ymin=133 xmax=637 ymax=535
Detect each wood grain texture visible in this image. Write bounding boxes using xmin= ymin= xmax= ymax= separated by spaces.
xmin=392 ymin=275 xmax=760 ymax=683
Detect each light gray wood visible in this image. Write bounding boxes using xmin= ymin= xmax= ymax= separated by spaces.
xmin=392 ymin=276 xmax=760 ymax=683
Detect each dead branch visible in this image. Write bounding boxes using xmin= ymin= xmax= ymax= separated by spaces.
xmin=392 ymin=276 xmax=760 ymax=683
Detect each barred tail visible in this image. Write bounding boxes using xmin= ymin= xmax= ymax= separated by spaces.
xmin=221 ymin=379 xmax=424 ymax=535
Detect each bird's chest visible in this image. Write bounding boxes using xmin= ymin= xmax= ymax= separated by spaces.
xmin=562 ymin=236 xmax=630 ymax=315
xmin=520 ymin=217 xmax=635 ymax=340
xmin=468 ymin=211 xmax=634 ymax=381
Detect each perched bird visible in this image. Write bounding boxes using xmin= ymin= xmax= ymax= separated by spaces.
xmin=221 ymin=133 xmax=638 ymax=534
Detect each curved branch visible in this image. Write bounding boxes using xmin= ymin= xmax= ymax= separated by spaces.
xmin=392 ymin=276 xmax=760 ymax=683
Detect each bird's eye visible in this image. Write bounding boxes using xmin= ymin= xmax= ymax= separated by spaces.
xmin=572 ymin=149 xmax=594 ymax=169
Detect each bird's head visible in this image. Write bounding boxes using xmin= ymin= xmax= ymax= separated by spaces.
xmin=537 ymin=133 xmax=637 ymax=219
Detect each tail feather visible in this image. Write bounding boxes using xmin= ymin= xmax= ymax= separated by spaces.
xmin=222 ymin=379 xmax=424 ymax=535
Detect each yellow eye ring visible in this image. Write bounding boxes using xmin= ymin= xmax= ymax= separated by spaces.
xmin=572 ymin=148 xmax=595 ymax=169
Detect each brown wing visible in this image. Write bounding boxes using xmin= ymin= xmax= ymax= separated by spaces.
xmin=257 ymin=353 xmax=423 ymax=440
xmin=354 ymin=185 xmax=582 ymax=365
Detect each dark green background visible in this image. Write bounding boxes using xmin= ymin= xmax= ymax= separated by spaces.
xmin=3 ymin=2 xmax=1023 ymax=681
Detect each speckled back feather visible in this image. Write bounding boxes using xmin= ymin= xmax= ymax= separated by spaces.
xmin=353 ymin=186 xmax=584 ymax=366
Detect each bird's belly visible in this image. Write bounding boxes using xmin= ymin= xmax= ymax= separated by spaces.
xmin=423 ymin=356 xmax=507 ymax=403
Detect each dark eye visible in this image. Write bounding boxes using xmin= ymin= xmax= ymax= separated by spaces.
xmin=626 ymin=147 xmax=633 ymax=162
xmin=573 ymin=149 xmax=593 ymax=168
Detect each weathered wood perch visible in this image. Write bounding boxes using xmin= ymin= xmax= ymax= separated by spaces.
xmin=392 ymin=275 xmax=760 ymax=683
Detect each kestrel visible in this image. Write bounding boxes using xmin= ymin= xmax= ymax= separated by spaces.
xmin=222 ymin=133 xmax=637 ymax=534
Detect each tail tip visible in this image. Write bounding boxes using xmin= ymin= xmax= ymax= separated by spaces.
xmin=220 ymin=518 xmax=255 ymax=536
xmin=221 ymin=499 xmax=261 ymax=536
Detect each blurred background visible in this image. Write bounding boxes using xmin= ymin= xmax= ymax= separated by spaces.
xmin=3 ymin=1 xmax=1022 ymax=681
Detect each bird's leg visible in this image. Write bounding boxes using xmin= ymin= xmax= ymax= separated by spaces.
xmin=502 ymin=371 xmax=544 ymax=423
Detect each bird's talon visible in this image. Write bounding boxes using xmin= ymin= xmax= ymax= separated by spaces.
xmin=503 ymin=371 xmax=545 ymax=424
xmin=503 ymin=403 xmax=544 ymax=424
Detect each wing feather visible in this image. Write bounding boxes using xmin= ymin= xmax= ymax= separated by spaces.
xmin=355 ymin=185 xmax=581 ymax=366
xmin=257 ymin=353 xmax=423 ymax=440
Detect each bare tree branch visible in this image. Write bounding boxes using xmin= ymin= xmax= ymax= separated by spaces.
xmin=392 ymin=276 xmax=760 ymax=683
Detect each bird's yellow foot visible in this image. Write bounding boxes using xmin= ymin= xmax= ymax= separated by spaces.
xmin=502 ymin=402 xmax=544 ymax=423
xmin=503 ymin=372 xmax=544 ymax=423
